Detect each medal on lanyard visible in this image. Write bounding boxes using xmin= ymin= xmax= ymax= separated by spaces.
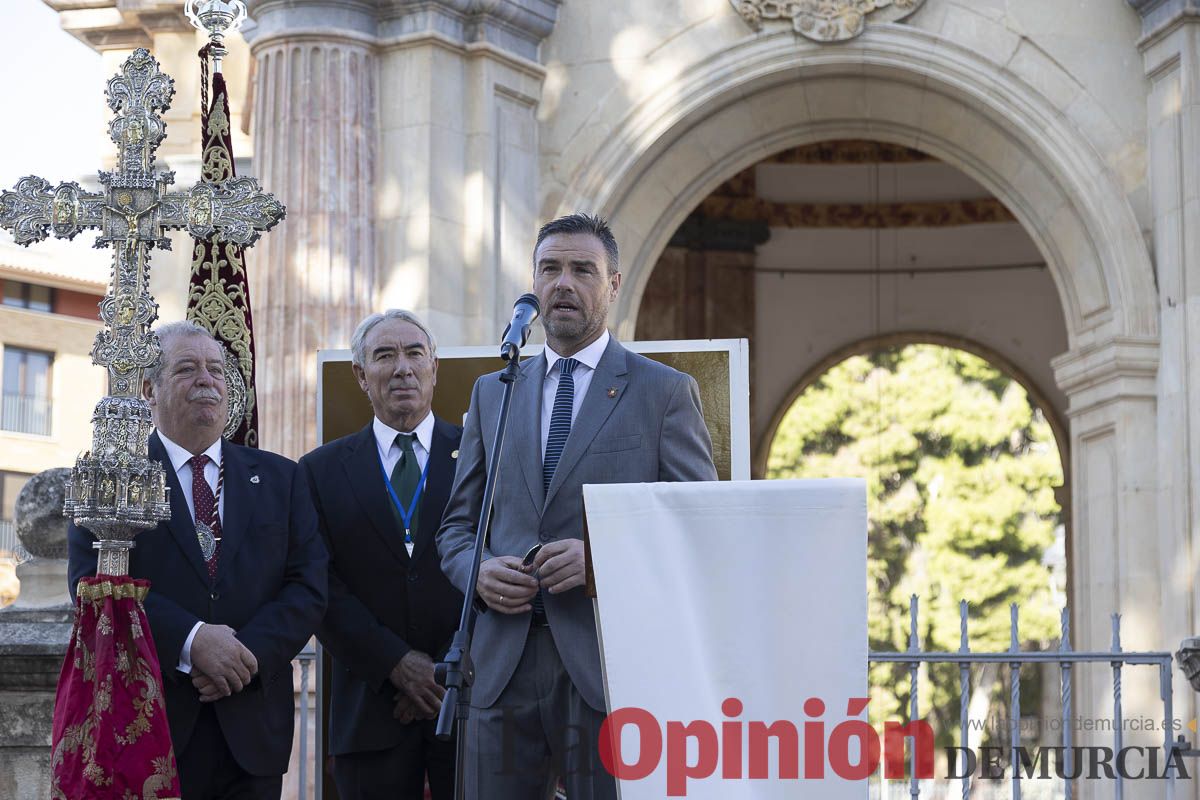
xmin=195 ymin=459 xmax=223 ymax=561
xmin=378 ymin=449 xmax=430 ymax=556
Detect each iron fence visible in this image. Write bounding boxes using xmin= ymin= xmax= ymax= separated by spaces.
xmin=293 ymin=641 xmax=317 ymax=800
xmin=870 ymin=596 xmax=1179 ymax=800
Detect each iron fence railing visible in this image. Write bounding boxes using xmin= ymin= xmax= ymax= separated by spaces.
xmin=870 ymin=596 xmax=1179 ymax=800
xmin=868 ymin=780 xmax=1066 ymax=799
xmin=293 ymin=641 xmax=316 ymax=800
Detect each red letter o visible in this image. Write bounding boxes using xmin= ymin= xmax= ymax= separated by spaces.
xmin=599 ymin=707 xmax=663 ymax=781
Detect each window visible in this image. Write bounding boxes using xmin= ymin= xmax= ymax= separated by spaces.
xmin=2 ymin=280 xmax=53 ymax=313
xmin=0 ymin=471 xmax=30 ymax=522
xmin=2 ymin=347 xmax=52 ymax=435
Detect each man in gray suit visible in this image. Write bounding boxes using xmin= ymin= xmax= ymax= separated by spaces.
xmin=437 ymin=213 xmax=718 ymax=798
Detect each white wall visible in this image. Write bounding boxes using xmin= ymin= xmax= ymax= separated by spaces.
xmin=752 ymin=250 xmax=1069 ymax=450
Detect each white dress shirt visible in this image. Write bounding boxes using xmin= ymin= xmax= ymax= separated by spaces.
xmin=373 ymin=410 xmax=435 ymax=476
xmin=540 ymin=329 xmax=610 ymax=459
xmin=156 ymin=431 xmax=224 ymax=675
xmin=374 ymin=411 xmax=434 ymax=555
xmin=158 ymin=431 xmax=224 ymax=523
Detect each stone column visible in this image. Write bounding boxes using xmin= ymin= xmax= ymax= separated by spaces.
xmin=0 ymin=469 xmax=74 ymax=800
xmin=1052 ymin=339 xmax=1166 ymax=796
xmin=244 ymin=1 xmax=379 ymax=458
xmin=374 ymin=1 xmax=556 ymax=349
xmin=1131 ymin=4 xmax=1200 ymax=788
xmin=245 ymin=0 xmax=559 ymax=458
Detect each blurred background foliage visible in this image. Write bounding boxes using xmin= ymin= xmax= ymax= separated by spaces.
xmin=767 ymin=343 xmax=1065 ymax=746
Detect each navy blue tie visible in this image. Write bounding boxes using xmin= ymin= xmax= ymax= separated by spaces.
xmin=534 ymin=357 xmax=579 ymax=618
xmin=542 ymin=357 xmax=579 ymax=492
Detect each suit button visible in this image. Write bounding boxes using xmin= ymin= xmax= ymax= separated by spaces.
xmin=408 ymin=573 xmax=418 ymax=582
xmin=210 ymin=592 xmax=219 ymax=601
xmin=539 ymin=532 xmax=552 ymax=542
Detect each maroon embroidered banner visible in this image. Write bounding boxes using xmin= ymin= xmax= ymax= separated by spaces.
xmin=51 ymin=577 xmax=180 ymax=799
xmin=187 ymin=52 xmax=260 ymax=447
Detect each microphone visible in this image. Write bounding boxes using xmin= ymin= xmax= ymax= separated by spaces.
xmin=500 ymin=293 xmax=540 ymax=362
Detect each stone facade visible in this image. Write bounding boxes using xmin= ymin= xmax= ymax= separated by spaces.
xmin=19 ymin=0 xmax=1200 ymax=796
xmin=236 ymin=0 xmax=558 ymax=456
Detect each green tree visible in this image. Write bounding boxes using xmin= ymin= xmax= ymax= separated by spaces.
xmin=767 ymin=344 xmax=1063 ymax=744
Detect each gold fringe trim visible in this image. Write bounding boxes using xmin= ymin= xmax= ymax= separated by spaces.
xmin=78 ymin=580 xmax=149 ymax=603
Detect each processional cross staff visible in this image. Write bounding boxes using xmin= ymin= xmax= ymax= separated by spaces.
xmin=5 ymin=8 xmax=283 ymax=795
xmin=0 ymin=28 xmax=283 ymax=573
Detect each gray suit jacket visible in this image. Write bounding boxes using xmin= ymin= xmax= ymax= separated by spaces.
xmin=437 ymin=335 xmax=717 ymax=710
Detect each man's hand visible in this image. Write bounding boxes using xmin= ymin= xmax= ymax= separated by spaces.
xmin=388 ymin=650 xmax=446 ymax=718
xmin=528 ymin=539 xmax=587 ymax=594
xmin=191 ymin=670 xmax=224 ymax=703
xmin=477 ymin=556 xmax=538 ymax=614
xmin=392 ymin=691 xmax=421 ymax=724
xmin=190 ymin=624 xmax=258 ymax=698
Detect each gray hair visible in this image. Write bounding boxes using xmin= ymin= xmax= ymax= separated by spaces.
xmin=145 ymin=320 xmax=217 ymax=385
xmin=350 ymin=309 xmax=438 ymax=367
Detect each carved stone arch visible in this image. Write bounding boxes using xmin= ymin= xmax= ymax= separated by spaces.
xmin=555 ymin=26 xmax=1158 ymax=353
xmin=552 ymin=18 xmax=1175 ymax=749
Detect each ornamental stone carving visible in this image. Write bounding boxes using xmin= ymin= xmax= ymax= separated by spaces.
xmin=732 ymin=0 xmax=926 ymax=42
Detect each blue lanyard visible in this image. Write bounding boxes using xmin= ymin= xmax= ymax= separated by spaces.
xmin=377 ymin=446 xmax=431 ymax=543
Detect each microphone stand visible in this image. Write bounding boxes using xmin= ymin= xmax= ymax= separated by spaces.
xmin=435 ymin=351 xmax=525 ymax=800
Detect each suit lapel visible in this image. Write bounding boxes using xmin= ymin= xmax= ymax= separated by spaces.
xmin=512 ymin=354 xmax=547 ymax=512
xmin=214 ymin=441 xmax=254 ymax=582
xmin=343 ymin=425 xmax=412 ymax=565
xmin=150 ymin=432 xmax=214 ymax=586
xmin=544 ymin=338 xmax=629 ymax=510
xmin=411 ymin=418 xmax=456 ymax=562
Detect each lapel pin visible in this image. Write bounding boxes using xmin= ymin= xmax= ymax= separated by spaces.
xmin=607 ymin=387 xmax=618 ymax=398
xmin=451 ymin=449 xmax=459 ymax=459
xmin=249 ymin=475 xmax=260 ymax=484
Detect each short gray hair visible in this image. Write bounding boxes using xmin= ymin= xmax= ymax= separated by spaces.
xmin=146 ymin=320 xmax=217 ymax=385
xmin=350 ymin=309 xmax=438 ymax=367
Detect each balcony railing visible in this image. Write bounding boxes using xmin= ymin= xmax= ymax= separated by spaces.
xmin=0 ymin=519 xmax=29 ymax=563
xmin=1 ymin=393 xmax=51 ymax=436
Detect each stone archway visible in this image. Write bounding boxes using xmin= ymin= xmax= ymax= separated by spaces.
xmin=556 ymin=24 xmax=1177 ymax=762
xmin=556 ymin=26 xmax=1158 ymax=349
xmin=760 ymin=330 xmax=1076 ymax=640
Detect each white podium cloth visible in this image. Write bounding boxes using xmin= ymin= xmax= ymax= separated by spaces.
xmin=584 ymin=479 xmax=867 ymax=799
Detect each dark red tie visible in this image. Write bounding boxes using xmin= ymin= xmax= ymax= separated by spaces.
xmin=190 ymin=454 xmax=221 ymax=582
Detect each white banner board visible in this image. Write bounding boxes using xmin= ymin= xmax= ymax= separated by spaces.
xmin=585 ymin=479 xmax=867 ymax=799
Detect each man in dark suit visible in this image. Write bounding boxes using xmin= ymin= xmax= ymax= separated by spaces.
xmin=438 ymin=214 xmax=718 ymax=799
xmin=67 ymin=320 xmax=328 ymax=800
xmin=299 ymin=310 xmax=464 ymax=799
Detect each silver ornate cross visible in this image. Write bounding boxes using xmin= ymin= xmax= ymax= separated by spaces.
xmin=0 ymin=46 xmax=285 ymax=574
xmin=0 ymin=48 xmax=283 ymax=398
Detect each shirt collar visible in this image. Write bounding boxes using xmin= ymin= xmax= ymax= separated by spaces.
xmin=373 ymin=409 xmax=435 ymax=455
xmin=157 ymin=429 xmax=222 ymax=474
xmin=545 ymin=329 xmax=610 ymax=376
